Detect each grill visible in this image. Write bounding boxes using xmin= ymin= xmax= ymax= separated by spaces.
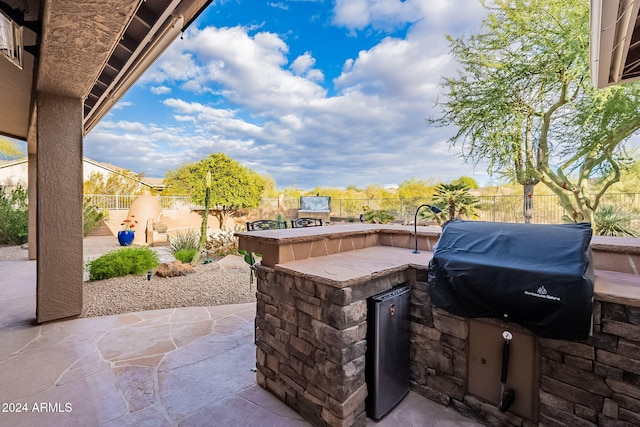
xmin=428 ymin=221 xmax=594 ymax=340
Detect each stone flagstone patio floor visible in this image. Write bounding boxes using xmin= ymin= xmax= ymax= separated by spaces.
xmin=0 ymin=257 xmax=483 ymax=426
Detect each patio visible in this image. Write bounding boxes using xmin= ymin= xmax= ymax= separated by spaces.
xmin=0 ymin=257 xmax=482 ymax=426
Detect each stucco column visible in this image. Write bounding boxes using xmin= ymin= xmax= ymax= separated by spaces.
xmin=27 ymin=152 xmax=37 ymax=260
xmin=36 ymin=93 xmax=83 ymax=323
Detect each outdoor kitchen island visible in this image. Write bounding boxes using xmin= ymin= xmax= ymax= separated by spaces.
xmin=238 ymin=224 xmax=640 ymax=427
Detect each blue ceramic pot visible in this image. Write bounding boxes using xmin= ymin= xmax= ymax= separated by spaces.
xmin=117 ymin=230 xmax=135 ymax=246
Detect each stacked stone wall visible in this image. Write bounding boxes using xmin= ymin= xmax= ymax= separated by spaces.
xmin=408 ymin=268 xmax=484 ymax=419
xmin=254 ymin=265 xmax=408 ymax=427
xmin=254 ymin=255 xmax=640 ymax=427
xmin=410 ymin=267 xmax=640 ymax=427
xmin=537 ymin=301 xmax=640 ymax=427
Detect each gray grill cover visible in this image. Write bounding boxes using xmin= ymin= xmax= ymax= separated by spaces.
xmin=428 ymin=221 xmax=594 ymax=340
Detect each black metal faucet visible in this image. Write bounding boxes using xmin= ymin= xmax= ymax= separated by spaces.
xmin=413 ymin=204 xmax=441 ymax=254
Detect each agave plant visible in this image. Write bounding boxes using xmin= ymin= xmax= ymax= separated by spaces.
xmin=594 ymin=205 xmax=640 ymax=237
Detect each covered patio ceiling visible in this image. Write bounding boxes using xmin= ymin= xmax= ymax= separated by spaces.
xmin=0 ymin=0 xmax=210 ymax=143
xmin=591 ymin=0 xmax=640 ymax=87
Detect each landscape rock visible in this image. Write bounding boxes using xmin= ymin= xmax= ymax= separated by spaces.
xmin=155 ymin=261 xmax=196 ymax=278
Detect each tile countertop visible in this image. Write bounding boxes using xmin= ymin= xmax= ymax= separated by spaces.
xmin=238 ymin=223 xmax=441 ymax=245
xmin=275 ymin=246 xmax=430 ymax=288
xmin=239 ymin=223 xmax=640 ymax=307
xmin=271 ymin=245 xmax=640 ymax=308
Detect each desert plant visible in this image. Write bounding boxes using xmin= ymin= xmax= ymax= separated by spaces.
xmin=363 ymin=210 xmax=395 ymax=224
xmin=205 ymin=226 xmax=243 ymax=257
xmin=174 ymin=248 xmax=197 ymax=263
xmin=83 ymin=198 xmax=107 ymax=237
xmin=594 ymin=205 xmax=640 ymax=237
xmin=425 ymin=182 xmax=479 ymax=225
xmin=86 ymin=247 xmax=159 ymax=281
xmin=238 ymin=249 xmax=258 ymax=265
xmin=0 ymin=186 xmax=28 ymax=245
xmin=169 ymin=229 xmax=199 ymax=255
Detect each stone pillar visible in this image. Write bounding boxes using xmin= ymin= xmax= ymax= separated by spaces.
xmin=27 ymin=151 xmax=37 ymax=260
xmin=255 ymin=266 xmax=409 ymax=427
xmin=35 ymin=93 xmax=84 ymax=323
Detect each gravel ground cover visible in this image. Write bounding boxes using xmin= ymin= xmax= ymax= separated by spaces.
xmin=0 ymin=236 xmax=256 ymax=317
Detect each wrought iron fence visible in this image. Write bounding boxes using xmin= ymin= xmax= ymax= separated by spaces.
xmin=476 ymin=193 xmax=640 ymax=226
xmin=476 ymin=195 xmax=563 ymax=224
xmin=84 ymin=194 xmax=198 ymax=210
xmin=260 ymin=194 xmax=640 ymax=225
xmin=78 ymin=193 xmax=640 ymax=227
xmin=260 ymin=197 xmax=428 ymax=222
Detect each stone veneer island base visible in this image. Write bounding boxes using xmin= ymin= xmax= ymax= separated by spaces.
xmin=238 ymin=224 xmax=640 ymax=427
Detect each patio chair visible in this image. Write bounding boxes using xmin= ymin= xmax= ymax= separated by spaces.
xmin=291 ymin=217 xmax=323 ymax=228
xmin=246 ymin=219 xmax=288 ymax=231
xmin=244 ymin=220 xmax=287 ymax=291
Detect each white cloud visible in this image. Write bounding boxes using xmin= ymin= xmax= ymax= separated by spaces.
xmin=334 ymin=35 xmax=451 ymax=101
xmin=150 ymin=86 xmax=171 ymax=95
xmin=111 ymin=101 xmax=132 ymax=110
xmin=268 ymin=2 xmax=289 ymax=10
xmin=290 ymin=52 xmax=325 ymax=82
xmin=141 ymin=50 xmax=202 ymax=84
xmin=333 ymin=0 xmax=421 ymax=31
xmin=163 ymin=98 xmax=264 ymax=137
xmin=86 ymin=1 xmax=490 ymax=188
xmin=333 ymin=0 xmax=482 ymax=32
xmin=143 ymin=26 xmax=330 ymax=113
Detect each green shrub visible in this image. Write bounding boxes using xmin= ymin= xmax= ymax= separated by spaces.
xmin=83 ymin=198 xmax=107 ymax=237
xmin=169 ymin=229 xmax=199 ymax=255
xmin=174 ymin=248 xmax=196 ymax=263
xmin=363 ymin=210 xmax=395 ymax=224
xmin=205 ymin=226 xmax=242 ymax=257
xmin=0 ymin=186 xmax=28 ymax=245
xmin=86 ymin=247 xmax=159 ymax=281
xmin=594 ymin=205 xmax=640 ymax=237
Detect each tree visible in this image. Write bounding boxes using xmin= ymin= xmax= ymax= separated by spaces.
xmin=83 ymin=169 xmax=147 ymax=196
xmin=421 ymin=181 xmax=479 ymax=225
xmin=396 ymin=178 xmax=436 ymax=219
xmin=453 ymin=176 xmax=479 ymax=190
xmin=0 ymin=137 xmax=23 ymax=160
xmin=164 ymin=153 xmax=264 ymax=227
xmin=0 ymin=186 xmax=28 ymax=244
xmin=364 ymin=184 xmax=393 ymax=200
xmin=396 ymin=178 xmax=434 ymax=201
xmin=597 ymin=159 xmax=640 ymax=193
xmin=260 ymin=174 xmax=279 ymax=198
xmin=429 ymin=0 xmax=640 ymax=225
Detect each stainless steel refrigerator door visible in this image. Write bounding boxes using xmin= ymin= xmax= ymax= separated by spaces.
xmin=366 ymin=285 xmax=411 ymax=420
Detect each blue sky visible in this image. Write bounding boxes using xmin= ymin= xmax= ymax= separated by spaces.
xmin=83 ymin=0 xmax=489 ymax=189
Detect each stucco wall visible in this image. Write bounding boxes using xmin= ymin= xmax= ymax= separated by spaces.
xmin=0 ymin=157 xmax=156 ymax=189
xmin=103 ymin=209 xmax=237 ymax=237
xmin=0 ymin=159 xmax=28 ymax=188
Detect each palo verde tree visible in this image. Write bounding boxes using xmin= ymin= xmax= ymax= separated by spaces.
xmin=164 ymin=153 xmax=264 ymax=227
xmin=430 ymin=0 xmax=640 ymax=224
xmin=396 ymin=178 xmax=437 ymax=219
